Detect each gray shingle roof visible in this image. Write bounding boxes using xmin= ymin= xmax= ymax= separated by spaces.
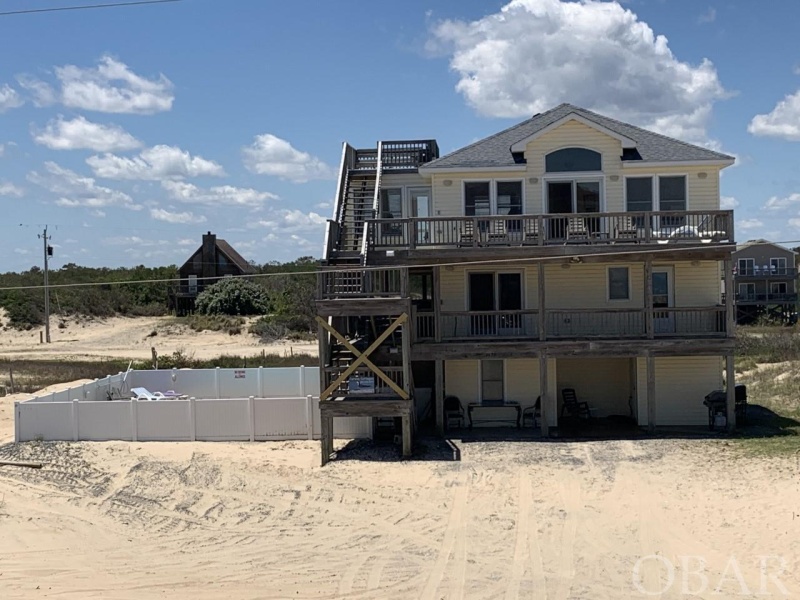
xmin=423 ymin=103 xmax=734 ymax=170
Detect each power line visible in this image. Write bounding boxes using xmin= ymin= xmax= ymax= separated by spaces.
xmin=0 ymin=0 xmax=181 ymax=17
xmin=0 ymin=243 xmax=741 ymax=292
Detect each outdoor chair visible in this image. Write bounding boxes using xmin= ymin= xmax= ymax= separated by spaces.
xmin=561 ymin=388 xmax=592 ymax=420
xmin=443 ymin=395 xmax=464 ymax=430
xmin=131 ymin=387 xmax=165 ymax=401
xmin=522 ymin=396 xmax=541 ymax=428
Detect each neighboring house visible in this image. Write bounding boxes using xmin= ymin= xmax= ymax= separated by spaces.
xmin=315 ymin=103 xmax=737 ymax=464
xmin=732 ymin=240 xmax=798 ymax=324
xmin=173 ymin=231 xmax=256 ymax=314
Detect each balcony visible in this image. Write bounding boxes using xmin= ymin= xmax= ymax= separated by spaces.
xmin=735 ymin=292 xmax=798 ymax=304
xmin=735 ymin=267 xmax=796 ymax=278
xmin=414 ymin=307 xmax=727 ymax=342
xmin=367 ymin=210 xmax=734 ymax=252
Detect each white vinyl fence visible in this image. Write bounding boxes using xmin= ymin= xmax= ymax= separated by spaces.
xmin=14 ymin=366 xmax=372 ymax=443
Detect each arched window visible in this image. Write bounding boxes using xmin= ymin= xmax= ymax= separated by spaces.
xmin=545 ymin=148 xmax=601 ymax=173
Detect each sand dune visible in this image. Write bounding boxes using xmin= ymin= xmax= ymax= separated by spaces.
xmin=0 ymin=314 xmax=317 ymax=361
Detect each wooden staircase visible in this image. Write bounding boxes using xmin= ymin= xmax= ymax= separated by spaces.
xmin=338 ymin=171 xmax=377 ymax=256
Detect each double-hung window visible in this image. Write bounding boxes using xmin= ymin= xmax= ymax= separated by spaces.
xmin=464 ymin=181 xmax=523 ymax=233
xmin=481 ymin=359 xmax=504 ymax=402
xmin=625 ymin=175 xmax=687 ymax=228
xmin=608 ymin=267 xmax=630 ymax=301
xmin=770 ymin=257 xmax=787 ymax=276
xmin=737 ymin=258 xmax=754 ymax=277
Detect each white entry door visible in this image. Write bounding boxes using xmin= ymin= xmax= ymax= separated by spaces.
xmin=652 ymin=267 xmax=674 ymax=334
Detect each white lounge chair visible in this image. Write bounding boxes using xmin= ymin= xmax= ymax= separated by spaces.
xmin=131 ymin=387 xmax=166 ymax=401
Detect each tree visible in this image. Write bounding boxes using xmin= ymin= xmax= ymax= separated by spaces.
xmin=194 ymin=278 xmax=270 ymax=316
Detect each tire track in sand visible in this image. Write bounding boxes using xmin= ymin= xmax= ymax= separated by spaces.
xmin=553 ymin=473 xmax=580 ymax=600
xmin=419 ymin=472 xmax=468 ymax=600
xmin=505 ymin=470 xmax=548 ymax=600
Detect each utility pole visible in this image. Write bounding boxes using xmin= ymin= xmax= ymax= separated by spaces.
xmin=39 ymin=226 xmax=52 ymax=343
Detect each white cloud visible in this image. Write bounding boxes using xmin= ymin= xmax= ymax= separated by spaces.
xmin=28 ymin=161 xmax=140 ymax=210
xmin=161 ymin=180 xmax=277 ymax=207
xmin=33 ymin=115 xmax=142 ymax=152
xmin=0 ymin=181 xmax=24 ymax=197
xmin=242 ymin=134 xmax=334 ymax=182
xmin=428 ymin=0 xmax=728 ymax=145
xmin=720 ymin=196 xmax=739 ymax=209
xmin=0 ymin=84 xmax=23 ymax=112
xmin=697 ymin=7 xmax=716 ymax=24
xmin=54 ymin=55 xmax=174 ymax=114
xmin=14 ymin=248 xmax=29 ymax=255
xmin=16 ymin=74 xmax=56 ymax=107
xmin=251 ymin=209 xmax=327 ymax=233
xmin=150 ymin=207 xmax=207 ymax=224
xmin=87 ymin=145 xmax=225 ymax=180
xmin=738 ymin=218 xmax=763 ymax=230
xmin=764 ymin=193 xmax=800 ymax=210
xmin=748 ymin=90 xmax=800 ymax=141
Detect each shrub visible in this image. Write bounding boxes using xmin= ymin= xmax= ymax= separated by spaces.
xmin=185 ymin=314 xmax=245 ymax=334
xmin=249 ymin=314 xmax=312 ymax=342
xmin=194 ymin=279 xmax=269 ymax=316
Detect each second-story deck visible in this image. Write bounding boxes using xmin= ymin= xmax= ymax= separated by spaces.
xmin=365 ymin=210 xmax=734 ymax=255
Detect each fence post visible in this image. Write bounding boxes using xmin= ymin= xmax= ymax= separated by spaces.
xmin=306 ymin=395 xmax=314 ymax=440
xmin=189 ymin=397 xmax=196 ymax=441
xmin=258 ymin=366 xmax=264 ymax=397
xmin=299 ymin=365 xmax=306 ymax=397
xmin=82 ymin=383 xmax=87 ymax=400
xmin=72 ymin=399 xmax=79 ymax=442
xmin=248 ymin=396 xmax=255 ymax=442
xmin=14 ymin=401 xmax=20 ymax=443
xmin=215 ymin=368 xmax=221 ymax=399
xmin=131 ymin=399 xmax=139 ymax=442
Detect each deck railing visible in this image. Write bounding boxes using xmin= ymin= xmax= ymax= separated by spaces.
xmin=735 ymin=268 xmax=795 ymax=277
xmin=367 ymin=210 xmax=734 ymax=250
xmin=411 ymin=307 xmax=727 ymax=341
xmin=352 ymin=140 xmax=439 ymax=172
xmin=318 ymin=268 xmax=405 ymax=299
xmin=322 ymin=366 xmax=404 ymax=398
xmin=735 ymin=292 xmax=799 ymax=303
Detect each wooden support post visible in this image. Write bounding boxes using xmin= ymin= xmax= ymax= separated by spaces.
xmin=644 ymin=256 xmax=654 ymax=339
xmin=435 ymin=359 xmax=444 ymax=436
xmin=538 ymin=261 xmax=546 ymax=341
xmin=726 ymin=353 xmax=736 ymax=431
xmin=646 ymin=353 xmax=656 ymax=433
xmin=402 ymin=412 xmax=412 ymax=457
xmin=724 ymin=258 xmax=735 ymax=337
xmin=320 ymin=415 xmax=332 ymax=466
xmin=539 ymin=352 xmax=549 ymax=436
xmin=433 ymin=266 xmax=442 ymax=342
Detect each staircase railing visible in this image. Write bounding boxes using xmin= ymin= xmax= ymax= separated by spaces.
xmin=324 ymin=143 xmax=355 ymax=260
xmin=361 ymin=141 xmax=383 ymax=261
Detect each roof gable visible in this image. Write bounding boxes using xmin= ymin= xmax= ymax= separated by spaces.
xmin=509 ymin=113 xmax=636 ymax=152
xmin=421 ymin=103 xmax=735 ymax=172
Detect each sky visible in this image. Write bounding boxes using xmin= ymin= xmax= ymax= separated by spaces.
xmin=1 ymin=0 xmax=799 ymax=271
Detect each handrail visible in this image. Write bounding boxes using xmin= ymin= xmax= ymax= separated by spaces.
xmin=366 ymin=210 xmax=735 ymax=250
xmin=361 ymin=141 xmax=383 ymax=261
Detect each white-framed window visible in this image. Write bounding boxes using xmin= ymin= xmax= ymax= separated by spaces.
xmin=463 ymin=180 xmax=524 ymax=216
xmin=737 ymin=258 xmax=755 ymax=276
xmin=607 ymin=267 xmax=630 ymax=301
xmin=771 ymin=282 xmax=787 ymax=296
xmin=545 ymin=147 xmax=602 ymax=173
xmin=624 ymin=175 xmax=688 ymax=212
xmin=738 ymin=283 xmax=755 ymax=299
xmin=187 ymin=274 xmax=198 ymax=294
xmin=480 ymin=359 xmax=504 ymax=402
xmin=770 ymin=257 xmax=787 ymax=275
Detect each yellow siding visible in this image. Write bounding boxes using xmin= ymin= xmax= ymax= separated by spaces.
xmin=444 ymin=360 xmax=478 ymax=403
xmin=439 ymin=261 xmax=720 ymax=311
xmin=525 ymin=120 xmax=624 ymax=213
xmin=427 ymin=118 xmax=723 ymax=216
xmin=556 ymin=358 xmax=634 ymax=418
xmin=673 ymin=261 xmax=721 ymax=305
xmin=622 ymin=165 xmax=721 ymax=212
xmin=439 ymin=265 xmax=539 ymax=311
xmin=636 ymin=356 xmax=723 ymax=426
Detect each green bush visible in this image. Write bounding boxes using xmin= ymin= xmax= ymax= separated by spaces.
xmin=194 ymin=278 xmax=269 ymax=316
xmin=250 ymin=314 xmax=312 ymax=342
xmin=185 ymin=314 xmax=245 ymax=334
